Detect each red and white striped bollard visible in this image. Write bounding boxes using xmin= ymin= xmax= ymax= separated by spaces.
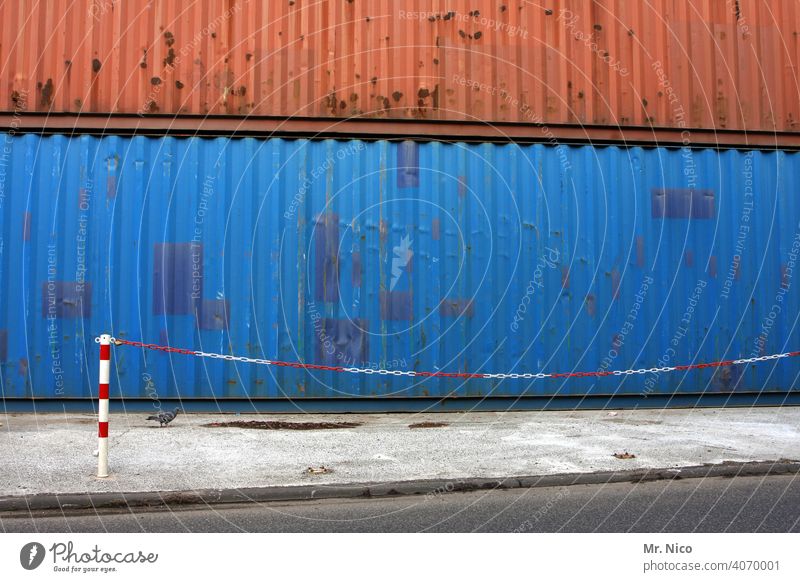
xmin=97 ymin=334 xmax=111 ymax=477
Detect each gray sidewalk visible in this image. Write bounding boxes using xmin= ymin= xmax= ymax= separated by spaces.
xmin=2 ymin=407 xmax=799 ymax=504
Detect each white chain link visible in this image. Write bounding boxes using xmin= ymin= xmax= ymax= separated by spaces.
xmin=102 ymin=336 xmax=797 ymax=380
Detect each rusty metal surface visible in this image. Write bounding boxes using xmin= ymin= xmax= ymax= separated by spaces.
xmin=1 ymin=1 xmax=798 ymax=133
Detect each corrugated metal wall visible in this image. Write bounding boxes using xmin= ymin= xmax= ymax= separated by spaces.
xmin=1 ymin=0 xmax=799 ymax=131
xmin=1 ymin=133 xmax=798 ymax=402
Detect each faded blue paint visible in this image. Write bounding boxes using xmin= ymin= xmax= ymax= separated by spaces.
xmin=0 ymin=134 xmax=798 ymax=405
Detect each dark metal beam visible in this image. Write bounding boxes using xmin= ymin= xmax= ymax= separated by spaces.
xmin=2 ymin=112 xmax=799 ymax=150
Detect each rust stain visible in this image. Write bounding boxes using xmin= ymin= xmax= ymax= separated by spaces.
xmin=164 ymin=48 xmax=176 ymax=67
xmin=440 ymin=299 xmax=474 ymax=318
xmin=611 ymin=268 xmax=621 ymax=300
xmin=10 ymin=90 xmax=25 ymax=110
xmin=457 ymin=176 xmax=467 ymax=197
xmin=585 ymin=293 xmax=596 ymax=317
xmin=38 ymin=78 xmax=53 ymax=107
xmin=635 ymin=235 xmax=645 ymax=268
xmin=106 ymin=176 xmax=117 ymax=199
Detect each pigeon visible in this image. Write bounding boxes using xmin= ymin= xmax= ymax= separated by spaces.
xmin=146 ymin=407 xmax=181 ymax=427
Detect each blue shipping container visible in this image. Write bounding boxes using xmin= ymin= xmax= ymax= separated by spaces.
xmin=0 ymin=134 xmax=798 ymax=407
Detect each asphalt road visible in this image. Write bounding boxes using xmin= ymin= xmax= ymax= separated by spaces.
xmin=2 ymin=475 xmax=799 ymax=533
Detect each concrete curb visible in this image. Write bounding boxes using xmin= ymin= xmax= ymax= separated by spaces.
xmin=2 ymin=460 xmax=798 ymax=514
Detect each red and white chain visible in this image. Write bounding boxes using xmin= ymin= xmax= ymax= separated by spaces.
xmin=97 ymin=336 xmax=800 ymax=380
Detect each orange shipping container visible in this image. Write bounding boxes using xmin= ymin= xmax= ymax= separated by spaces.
xmin=1 ymin=0 xmax=798 ymax=132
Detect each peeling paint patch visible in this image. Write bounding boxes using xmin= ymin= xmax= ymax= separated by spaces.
xmin=314 ymin=213 xmax=340 ymax=302
xmin=709 ymin=255 xmax=717 ymax=278
xmin=0 ymin=329 xmax=6 ymax=361
xmin=651 ymin=188 xmax=715 ymax=219
xmin=153 ymin=243 xmax=202 ymax=315
xmin=380 ymin=290 xmax=413 ymax=320
xmin=316 ymin=318 xmax=368 ymax=365
xmin=685 ymin=250 xmax=694 ymax=268
xmin=432 ymin=218 xmax=440 ymax=240
xmin=439 ymin=298 xmax=474 ymax=318
xmin=713 ymin=364 xmax=742 ymax=391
